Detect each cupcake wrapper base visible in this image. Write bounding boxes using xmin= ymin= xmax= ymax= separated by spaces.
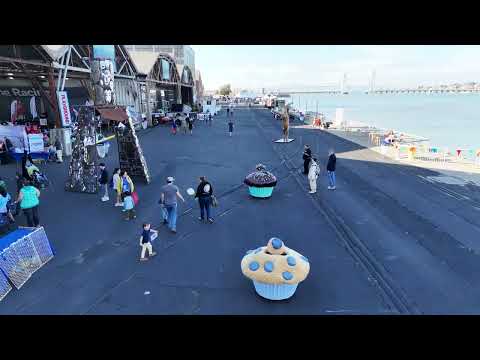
xmin=249 ymin=186 xmax=274 ymax=198
xmin=253 ymin=281 xmax=298 ymax=300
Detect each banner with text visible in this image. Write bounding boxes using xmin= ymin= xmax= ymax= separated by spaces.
xmin=57 ymin=91 xmax=72 ymax=127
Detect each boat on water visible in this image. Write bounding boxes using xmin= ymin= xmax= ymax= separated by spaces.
xmin=276 ymin=92 xmax=291 ymax=98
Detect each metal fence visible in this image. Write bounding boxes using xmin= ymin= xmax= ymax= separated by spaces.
xmin=0 ymin=269 xmax=12 ymax=302
xmin=0 ymin=227 xmax=54 ymax=295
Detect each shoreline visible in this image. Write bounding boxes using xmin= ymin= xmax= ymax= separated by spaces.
xmin=287 ymin=93 xmax=479 ymax=151
xmin=285 ymin=103 xmax=480 ymax=172
xmin=325 ymin=128 xmax=480 ymax=178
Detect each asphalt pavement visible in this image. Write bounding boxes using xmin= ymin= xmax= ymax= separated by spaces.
xmin=1 ymin=107 xmax=480 ymax=314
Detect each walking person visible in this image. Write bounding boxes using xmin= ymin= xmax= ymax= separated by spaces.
xmin=228 ymin=117 xmax=234 ymax=137
xmin=112 ymin=168 xmax=123 ymax=207
xmin=194 ymin=176 xmax=214 ymax=223
xmin=187 ymin=115 xmax=193 ymax=135
xmin=0 ymin=187 xmax=15 ymax=224
xmin=16 ymin=179 xmax=40 ymax=227
xmin=327 ymin=149 xmax=337 ymax=190
xmin=0 ymin=176 xmax=6 ymax=192
xmin=171 ymin=117 xmax=178 ymax=135
xmin=308 ymin=157 xmax=320 ymax=194
xmin=139 ymin=223 xmax=158 ymax=261
xmin=98 ymin=163 xmax=109 ymax=202
xmin=302 ymin=145 xmax=312 ymax=175
xmin=226 ymin=107 xmax=230 ymax=117
xmin=181 ymin=115 xmax=188 ymax=135
xmin=159 ymin=177 xmax=185 ymax=234
xmin=123 ymin=191 xmax=136 ymax=220
xmin=15 ymin=173 xmax=23 ymax=196
xmin=54 ymin=137 xmax=63 ymax=163
xmin=208 ymin=112 xmax=213 ymax=126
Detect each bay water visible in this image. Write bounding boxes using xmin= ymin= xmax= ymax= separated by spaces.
xmin=289 ymin=92 xmax=480 ymax=150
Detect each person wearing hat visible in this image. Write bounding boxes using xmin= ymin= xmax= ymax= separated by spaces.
xmin=159 ymin=176 xmax=185 ymax=234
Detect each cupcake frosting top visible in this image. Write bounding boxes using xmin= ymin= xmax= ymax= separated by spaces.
xmin=241 ymin=238 xmax=310 ymax=285
xmin=244 ymin=164 xmax=277 ymax=187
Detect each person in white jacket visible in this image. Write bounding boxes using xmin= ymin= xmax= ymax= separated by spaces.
xmin=308 ymin=157 xmax=320 ymax=194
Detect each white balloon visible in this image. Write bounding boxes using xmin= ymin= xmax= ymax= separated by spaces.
xmin=186 ymin=188 xmax=195 ymax=196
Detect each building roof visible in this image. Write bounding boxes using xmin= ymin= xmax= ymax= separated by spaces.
xmin=40 ymin=45 xmax=70 ymax=61
xmin=126 ymin=50 xmax=160 ymax=75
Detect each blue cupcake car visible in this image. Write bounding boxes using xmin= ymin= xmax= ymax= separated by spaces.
xmin=241 ymin=238 xmax=310 ymax=300
xmin=244 ymin=164 xmax=277 ymax=198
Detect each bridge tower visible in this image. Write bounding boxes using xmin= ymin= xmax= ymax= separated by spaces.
xmin=341 ymin=73 xmax=349 ymax=94
xmin=369 ymin=69 xmax=376 ymax=93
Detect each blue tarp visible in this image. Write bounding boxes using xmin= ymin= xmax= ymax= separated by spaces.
xmin=8 ymin=151 xmax=49 ymax=162
xmin=0 ymin=228 xmax=34 ymax=254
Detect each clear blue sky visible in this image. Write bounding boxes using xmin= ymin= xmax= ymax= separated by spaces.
xmin=192 ymin=45 xmax=480 ymax=91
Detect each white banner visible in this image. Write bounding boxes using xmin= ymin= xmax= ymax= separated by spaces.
xmin=28 ymin=133 xmax=44 ymax=153
xmin=30 ymin=96 xmax=38 ymax=119
xmin=57 ymin=91 xmax=72 ymax=127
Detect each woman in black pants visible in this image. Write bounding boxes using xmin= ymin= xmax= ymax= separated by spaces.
xmin=194 ymin=176 xmax=214 ymax=223
xmin=16 ymin=179 xmax=41 ymax=227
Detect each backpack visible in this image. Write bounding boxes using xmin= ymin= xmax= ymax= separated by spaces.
xmin=203 ymin=183 xmax=211 ymax=194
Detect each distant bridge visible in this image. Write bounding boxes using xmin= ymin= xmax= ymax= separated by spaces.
xmin=288 ymin=90 xmax=343 ymax=94
xmin=367 ymin=88 xmax=480 ymax=94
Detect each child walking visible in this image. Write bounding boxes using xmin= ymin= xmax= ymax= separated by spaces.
xmin=123 ymin=191 xmax=136 ymax=220
xmin=187 ymin=116 xmax=193 ymax=135
xmin=171 ymin=118 xmax=177 ymax=135
xmin=139 ymin=223 xmax=157 ymax=261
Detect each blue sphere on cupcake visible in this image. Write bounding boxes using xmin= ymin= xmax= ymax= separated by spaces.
xmin=241 ymin=237 xmax=310 ymax=300
xmin=244 ymin=164 xmax=277 ymax=198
